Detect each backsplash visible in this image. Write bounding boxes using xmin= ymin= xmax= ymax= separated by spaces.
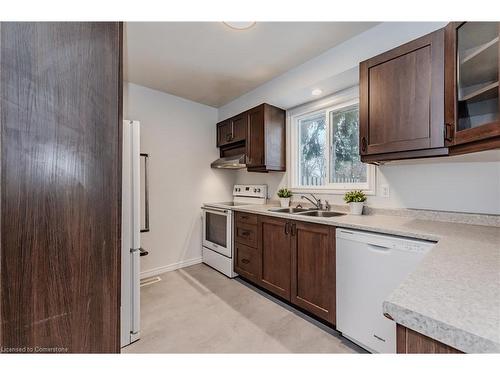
xmin=235 ymin=150 xmax=500 ymax=216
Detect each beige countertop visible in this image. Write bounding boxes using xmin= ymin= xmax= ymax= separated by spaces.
xmin=229 ymin=203 xmax=500 ymax=353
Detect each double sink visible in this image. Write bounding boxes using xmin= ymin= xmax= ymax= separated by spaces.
xmin=268 ymin=207 xmax=345 ymax=217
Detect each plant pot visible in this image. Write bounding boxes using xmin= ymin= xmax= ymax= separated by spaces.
xmin=279 ymin=198 xmax=290 ymax=208
xmin=349 ymin=202 xmax=364 ymax=215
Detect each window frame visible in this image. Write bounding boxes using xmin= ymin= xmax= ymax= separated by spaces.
xmin=288 ymin=87 xmax=376 ymax=195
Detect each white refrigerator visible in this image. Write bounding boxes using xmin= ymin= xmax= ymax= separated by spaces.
xmin=121 ymin=120 xmax=141 ymax=347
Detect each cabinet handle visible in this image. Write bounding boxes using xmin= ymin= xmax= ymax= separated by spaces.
xmin=291 ymin=223 xmax=297 ymax=236
xmin=241 ymin=230 xmax=250 ymax=236
xmin=361 ymin=137 xmax=367 ymax=153
xmin=284 ymin=222 xmax=290 ymax=235
xmin=240 ymin=215 xmax=248 ymax=220
xmin=445 ymin=123 xmax=453 ymax=142
xmin=241 ymin=258 xmax=250 ymax=265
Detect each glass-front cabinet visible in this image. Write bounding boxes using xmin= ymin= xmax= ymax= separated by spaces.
xmin=445 ymin=22 xmax=500 ymax=149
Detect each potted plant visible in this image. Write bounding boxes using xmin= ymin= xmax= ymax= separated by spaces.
xmin=277 ymin=188 xmax=293 ymax=208
xmin=344 ymin=190 xmax=366 ymax=215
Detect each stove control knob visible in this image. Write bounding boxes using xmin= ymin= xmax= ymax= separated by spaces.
xmin=256 ymin=188 xmax=261 ymax=192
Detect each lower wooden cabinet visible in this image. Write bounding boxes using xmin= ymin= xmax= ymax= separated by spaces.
xmin=234 ymin=242 xmax=260 ymax=283
xmin=258 ymin=216 xmax=292 ymax=300
xmin=396 ymin=324 xmax=462 ymax=353
xmin=235 ymin=214 xmax=336 ymax=325
xmin=291 ymin=221 xmax=336 ymax=324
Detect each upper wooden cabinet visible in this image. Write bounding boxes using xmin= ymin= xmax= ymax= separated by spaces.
xmin=216 ymin=113 xmax=247 ymax=147
xmin=445 ymin=22 xmax=500 ymax=154
xmin=246 ymin=104 xmax=286 ymax=172
xmin=360 ymin=29 xmax=447 ymax=163
xmin=216 ymin=103 xmax=286 ymax=172
xmin=216 ymin=119 xmax=232 ymax=147
xmin=360 ymin=23 xmax=500 ymax=163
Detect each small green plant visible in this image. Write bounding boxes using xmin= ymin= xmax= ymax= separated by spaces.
xmin=344 ymin=190 xmax=366 ymax=203
xmin=277 ymin=188 xmax=293 ymax=198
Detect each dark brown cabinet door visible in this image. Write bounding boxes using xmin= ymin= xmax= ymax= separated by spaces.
xmin=396 ymin=325 xmax=462 ymax=353
xmin=234 ymin=243 xmax=260 ymax=283
xmin=216 ymin=120 xmax=232 ymax=147
xmin=445 ymin=22 xmax=500 ymax=152
xmin=258 ymin=216 xmax=291 ymax=300
xmin=0 ymin=22 xmax=122 ymax=353
xmin=246 ymin=105 xmax=265 ymax=168
xmin=230 ymin=113 xmax=247 ymax=143
xmin=360 ymin=29 xmax=446 ymax=160
xmin=290 ymin=222 xmax=336 ymax=324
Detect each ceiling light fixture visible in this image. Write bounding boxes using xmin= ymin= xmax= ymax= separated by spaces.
xmin=223 ymin=22 xmax=256 ymax=30
xmin=311 ymin=89 xmax=323 ymax=96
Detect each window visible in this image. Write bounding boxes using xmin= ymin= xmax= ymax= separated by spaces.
xmin=290 ymin=93 xmax=375 ymax=193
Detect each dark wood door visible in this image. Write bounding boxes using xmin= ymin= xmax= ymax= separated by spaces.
xmin=290 ymin=222 xmax=336 ymax=324
xmin=258 ymin=216 xmax=291 ymax=300
xmin=444 ymin=22 xmax=500 ymax=151
xmin=216 ymin=120 xmax=232 ymax=147
xmin=230 ymin=112 xmax=247 ymax=143
xmin=396 ymin=325 xmax=462 ymax=353
xmin=360 ymin=29 xmax=445 ymax=157
xmin=246 ymin=105 xmax=265 ymax=168
xmin=0 ymin=22 xmax=122 ymax=353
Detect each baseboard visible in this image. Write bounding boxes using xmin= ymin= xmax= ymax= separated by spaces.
xmin=140 ymin=257 xmax=202 ymax=279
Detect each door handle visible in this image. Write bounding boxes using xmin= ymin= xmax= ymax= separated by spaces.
xmin=361 ymin=137 xmax=367 ymax=153
xmin=140 ymin=153 xmax=150 ymax=233
xmin=445 ymin=123 xmax=454 ymax=142
xmin=241 ymin=230 xmax=251 ymax=236
xmin=284 ymin=222 xmax=290 ymax=235
xmin=290 ymin=223 xmax=297 ymax=236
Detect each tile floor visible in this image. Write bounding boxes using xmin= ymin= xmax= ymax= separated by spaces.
xmin=122 ymin=263 xmax=365 ymax=353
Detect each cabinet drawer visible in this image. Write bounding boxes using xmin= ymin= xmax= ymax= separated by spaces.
xmin=235 ymin=212 xmax=258 ymax=225
xmin=234 ymin=222 xmax=257 ymax=248
xmin=234 ymin=243 xmax=260 ymax=282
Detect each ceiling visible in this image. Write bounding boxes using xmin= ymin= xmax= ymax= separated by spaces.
xmin=124 ymin=22 xmax=378 ymax=108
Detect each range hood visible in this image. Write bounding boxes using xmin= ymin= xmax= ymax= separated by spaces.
xmin=210 ymin=154 xmax=246 ymax=169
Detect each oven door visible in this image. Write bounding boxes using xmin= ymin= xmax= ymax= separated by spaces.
xmin=202 ymin=207 xmax=232 ymax=258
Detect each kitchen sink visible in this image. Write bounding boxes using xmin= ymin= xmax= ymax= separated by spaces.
xmin=295 ymin=210 xmax=345 ymax=217
xmin=268 ymin=207 xmax=309 ymax=214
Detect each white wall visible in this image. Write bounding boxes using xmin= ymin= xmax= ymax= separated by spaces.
xmin=219 ymin=22 xmax=500 ymax=215
xmin=124 ymin=82 xmax=235 ymax=275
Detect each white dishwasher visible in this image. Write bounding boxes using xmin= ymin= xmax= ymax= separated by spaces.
xmin=336 ymin=228 xmax=435 ymax=353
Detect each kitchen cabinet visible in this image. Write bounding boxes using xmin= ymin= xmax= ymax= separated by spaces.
xmin=290 ymin=221 xmax=336 ymax=324
xmin=246 ymin=104 xmax=286 ymax=172
xmin=234 ymin=212 xmax=260 ymax=284
xmin=234 ymin=242 xmax=260 ymax=283
xmin=359 ymin=29 xmax=447 ymax=163
xmin=235 ymin=214 xmax=336 ymax=325
xmin=258 ymin=216 xmax=291 ymax=299
xmin=444 ymin=22 xmax=500 ymax=154
xmin=396 ymin=325 xmax=462 ymax=353
xmin=216 ymin=120 xmax=232 ymax=147
xmin=215 ymin=103 xmax=286 ymax=172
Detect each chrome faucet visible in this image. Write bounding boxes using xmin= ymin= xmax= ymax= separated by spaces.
xmin=301 ymin=193 xmax=323 ymax=210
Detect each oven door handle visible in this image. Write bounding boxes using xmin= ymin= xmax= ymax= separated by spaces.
xmin=202 ymin=207 xmax=228 ymax=214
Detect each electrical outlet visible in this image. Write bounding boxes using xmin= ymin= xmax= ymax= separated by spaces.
xmin=381 ymin=184 xmax=390 ymax=198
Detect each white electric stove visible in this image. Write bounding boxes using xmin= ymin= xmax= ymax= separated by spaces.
xmin=201 ymin=184 xmax=267 ymax=277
